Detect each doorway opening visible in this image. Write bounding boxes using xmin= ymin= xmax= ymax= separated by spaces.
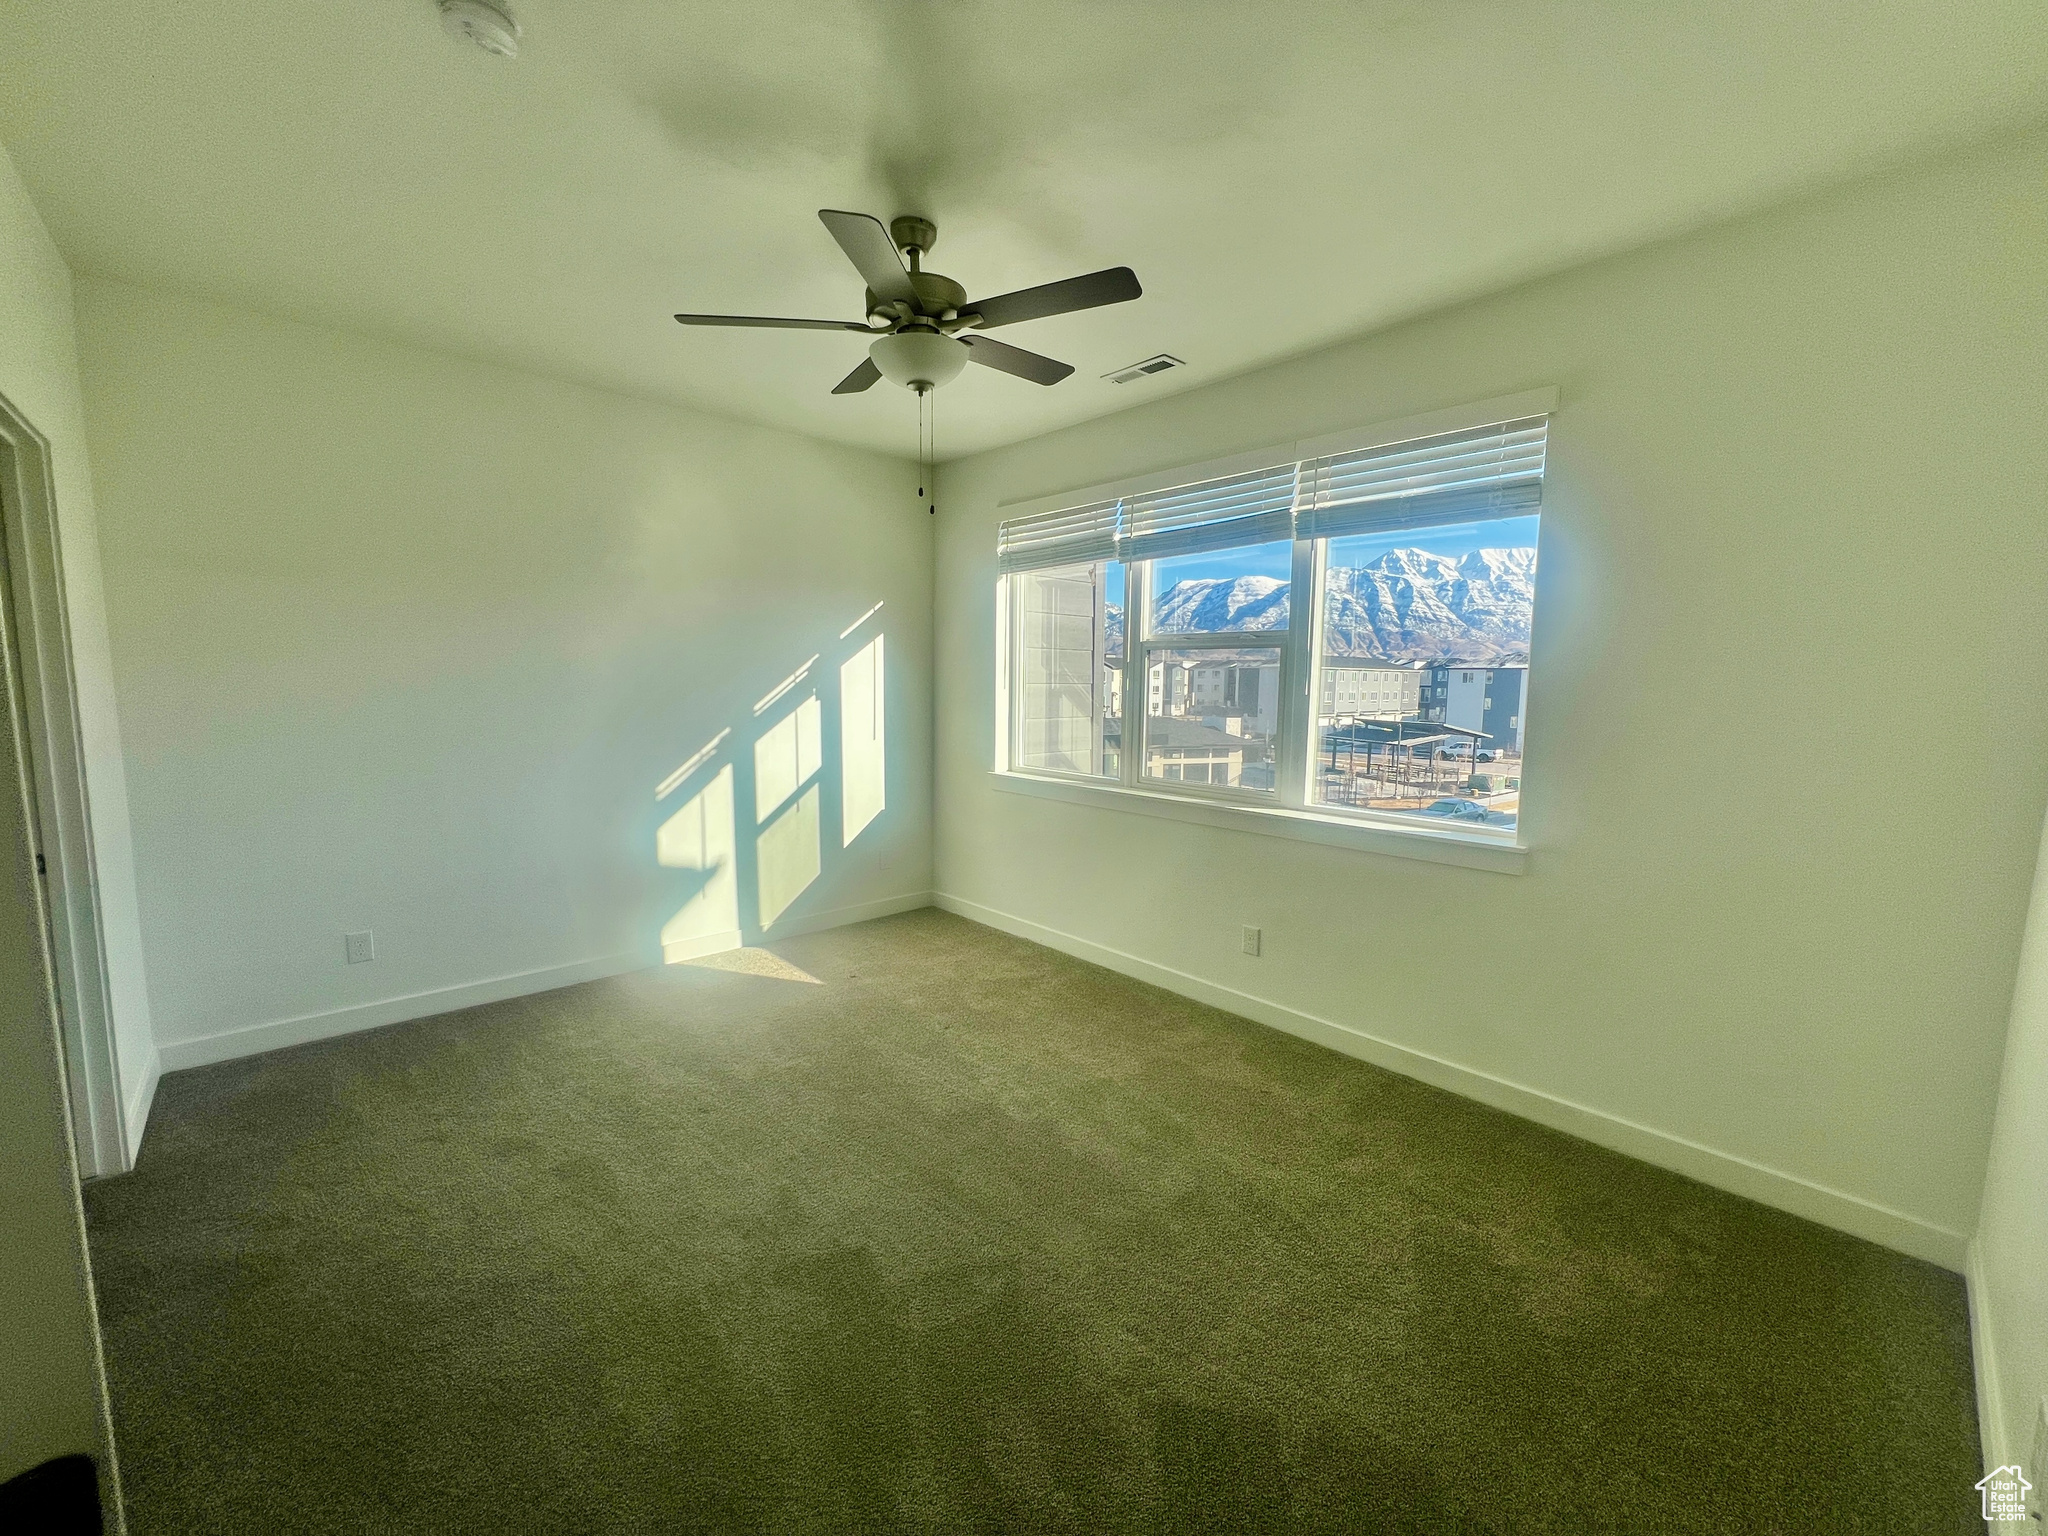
xmin=0 ymin=389 xmax=129 ymax=1180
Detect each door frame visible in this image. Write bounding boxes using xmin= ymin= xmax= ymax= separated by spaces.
xmin=0 ymin=388 xmax=127 ymax=1179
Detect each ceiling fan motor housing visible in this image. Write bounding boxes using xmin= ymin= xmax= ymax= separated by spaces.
xmin=889 ymin=216 xmax=938 ymax=256
xmin=866 ymin=269 xmax=967 ymax=327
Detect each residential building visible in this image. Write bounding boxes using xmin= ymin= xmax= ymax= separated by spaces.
xmin=1481 ymin=667 xmax=1527 ymax=756
xmin=1421 ymin=662 xmax=1526 ymax=755
xmin=1320 ymin=658 xmax=1424 ymax=718
xmin=1143 ymin=715 xmax=1254 ymax=787
xmin=1147 ymin=657 xmax=1192 ymax=717
xmin=1191 ymin=660 xmax=1280 ymax=736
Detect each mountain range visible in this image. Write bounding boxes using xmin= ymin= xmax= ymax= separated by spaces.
xmin=1124 ymin=546 xmax=1535 ymax=661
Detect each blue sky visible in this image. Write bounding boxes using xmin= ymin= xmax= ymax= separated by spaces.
xmin=1137 ymin=515 xmax=1541 ymax=590
xmin=1327 ymin=514 xmax=1540 ymax=571
xmin=1147 ymin=539 xmax=1292 ymax=589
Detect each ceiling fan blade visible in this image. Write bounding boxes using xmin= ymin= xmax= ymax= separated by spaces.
xmin=831 ymin=357 xmax=882 ymax=395
xmin=817 ymin=210 xmax=917 ymax=307
xmin=963 ymin=267 xmax=1141 ymax=330
xmin=674 ymin=313 xmax=874 ymax=332
xmin=959 ymin=333 xmax=1075 ymax=386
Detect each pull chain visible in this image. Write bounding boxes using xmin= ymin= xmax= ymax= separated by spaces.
xmin=916 ymin=384 xmax=936 ymax=515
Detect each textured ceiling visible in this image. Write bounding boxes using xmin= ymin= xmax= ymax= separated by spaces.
xmin=2 ymin=1 xmax=2044 ymax=460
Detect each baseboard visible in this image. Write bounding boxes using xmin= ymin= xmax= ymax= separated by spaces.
xmin=156 ymin=951 xmax=649 ymax=1074
xmin=766 ymin=890 xmax=933 ymax=941
xmin=934 ymin=891 xmax=1970 ymax=1272
xmin=119 ymin=1045 xmax=161 ymax=1167
xmin=663 ymin=929 xmax=745 ymax=964
xmin=1967 ymin=1237 xmax=2005 ymax=1475
xmin=157 ymin=895 xmax=939 ymax=1076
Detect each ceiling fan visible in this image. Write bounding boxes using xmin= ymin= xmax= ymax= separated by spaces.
xmin=675 ymin=211 xmax=1142 ymax=395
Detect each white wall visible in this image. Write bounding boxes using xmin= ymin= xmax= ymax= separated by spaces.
xmin=0 ymin=140 xmax=120 ymax=1518
xmin=1973 ymin=799 xmax=2048 ymax=1471
xmin=933 ymin=123 xmax=2048 ymax=1268
xmin=0 ymin=150 xmax=156 ymax=1168
xmin=73 ymin=280 xmax=934 ymax=1066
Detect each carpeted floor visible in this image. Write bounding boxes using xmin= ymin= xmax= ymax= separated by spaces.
xmin=84 ymin=910 xmax=1982 ymax=1533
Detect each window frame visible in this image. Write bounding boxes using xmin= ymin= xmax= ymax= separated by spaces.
xmin=994 ymin=388 xmax=1555 ymax=860
xmin=1004 ymin=557 xmax=1115 ymax=785
xmin=1125 ymin=552 xmax=1292 ymax=804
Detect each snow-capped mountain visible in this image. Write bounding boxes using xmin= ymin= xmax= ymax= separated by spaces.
xmin=1147 ymin=547 xmax=1535 ymax=660
xmin=1323 ymin=547 xmax=1535 ymax=659
xmin=1152 ymin=575 xmax=1290 ymax=636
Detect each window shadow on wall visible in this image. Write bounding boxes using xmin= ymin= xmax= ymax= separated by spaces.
xmin=653 ymin=602 xmax=887 ymax=975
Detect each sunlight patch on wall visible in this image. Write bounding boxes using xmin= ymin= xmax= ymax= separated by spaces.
xmin=657 ymin=764 xmax=740 ymax=962
xmin=678 ymin=946 xmax=823 ymax=984
xmin=757 ymin=784 xmax=820 ymax=928
xmin=753 ymin=655 xmax=818 ymax=717
xmin=839 ymin=601 xmax=884 ymax=640
xmin=841 ymin=634 xmax=885 ymax=846
xmin=655 ymin=728 xmax=730 ymax=801
xmin=755 ymin=693 xmax=821 ymax=823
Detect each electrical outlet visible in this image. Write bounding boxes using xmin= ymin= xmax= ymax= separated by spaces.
xmin=1241 ymin=925 xmax=1261 ymax=957
xmin=344 ymin=930 xmax=375 ymax=965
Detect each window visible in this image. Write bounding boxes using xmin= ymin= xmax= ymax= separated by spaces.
xmin=1007 ymin=559 xmax=1120 ymax=778
xmin=1142 ymin=646 xmax=1278 ymax=790
xmin=1308 ymin=515 xmax=1535 ymax=824
xmin=1136 ymin=534 xmax=1289 ymax=797
xmin=997 ymin=408 xmax=1546 ymax=844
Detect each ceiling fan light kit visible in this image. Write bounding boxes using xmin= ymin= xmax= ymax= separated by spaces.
xmin=870 ymin=330 xmax=968 ymax=391
xmin=439 ymin=0 xmax=521 ymax=57
xmin=673 ymin=210 xmax=1143 ymax=399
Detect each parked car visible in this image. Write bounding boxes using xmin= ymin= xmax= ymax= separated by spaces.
xmin=1422 ymin=798 xmax=1493 ymax=822
xmin=1420 ymin=798 xmax=1517 ymax=829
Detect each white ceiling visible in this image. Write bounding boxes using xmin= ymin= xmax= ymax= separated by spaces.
xmin=2 ymin=1 xmax=2044 ymax=461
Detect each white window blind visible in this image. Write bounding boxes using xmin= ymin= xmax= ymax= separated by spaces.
xmin=1118 ymin=464 xmax=1299 ymax=563
xmin=996 ymin=498 xmax=1121 ymax=574
xmin=998 ymin=412 xmax=1546 ymax=571
xmin=1299 ymin=416 xmax=1547 ymax=542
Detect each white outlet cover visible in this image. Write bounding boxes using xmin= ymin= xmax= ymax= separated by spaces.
xmin=345 ymin=930 xmax=375 ymax=964
xmin=1241 ymin=925 xmax=1261 ymax=957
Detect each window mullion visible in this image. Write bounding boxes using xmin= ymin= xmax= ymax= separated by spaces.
xmin=1120 ymin=561 xmax=1145 ymax=788
xmin=1003 ymin=573 xmax=1020 ymax=774
xmin=1275 ymin=536 xmax=1318 ymax=808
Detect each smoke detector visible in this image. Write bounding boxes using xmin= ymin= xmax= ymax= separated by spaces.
xmin=440 ymin=0 xmax=520 ymax=57
xmin=1104 ymin=354 xmax=1184 ymax=385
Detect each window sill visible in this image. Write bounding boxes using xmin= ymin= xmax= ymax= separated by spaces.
xmin=988 ymin=771 xmax=1528 ymax=875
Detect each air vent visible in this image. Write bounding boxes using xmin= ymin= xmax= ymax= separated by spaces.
xmin=1104 ymin=354 xmax=1185 ymax=385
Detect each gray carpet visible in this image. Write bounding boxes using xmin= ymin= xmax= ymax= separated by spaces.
xmin=84 ymin=909 xmax=1982 ymax=1532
